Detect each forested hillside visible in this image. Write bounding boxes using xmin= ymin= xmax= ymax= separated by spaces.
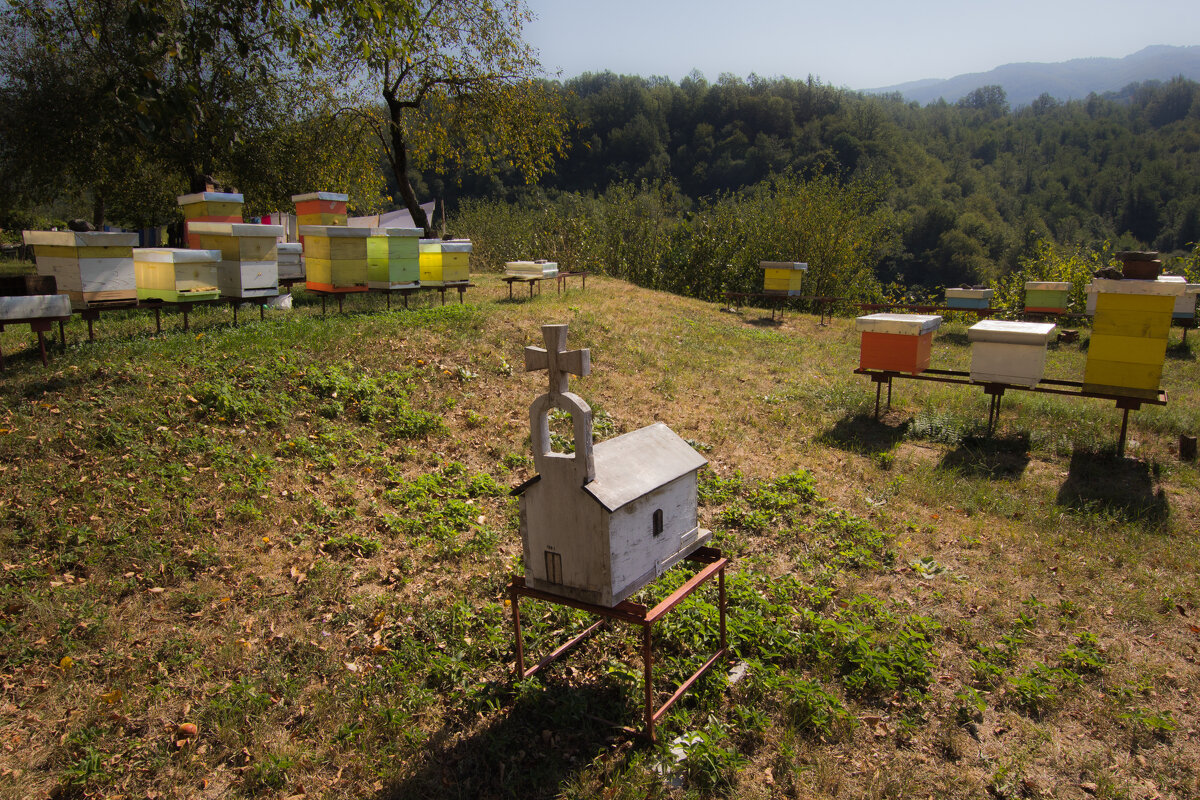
xmin=437 ymin=73 xmax=1200 ymax=288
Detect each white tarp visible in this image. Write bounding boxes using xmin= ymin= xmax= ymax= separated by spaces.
xmin=348 ymin=201 xmax=436 ymax=229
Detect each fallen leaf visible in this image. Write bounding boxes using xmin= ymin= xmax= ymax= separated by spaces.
xmin=100 ymin=689 xmax=123 ymax=704
xmin=59 ymin=656 xmax=75 ymax=670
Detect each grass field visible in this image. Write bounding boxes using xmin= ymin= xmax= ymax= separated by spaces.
xmin=1 ymin=272 xmax=1198 ymax=799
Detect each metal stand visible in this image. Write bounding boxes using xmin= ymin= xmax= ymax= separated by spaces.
xmin=503 ymin=275 xmax=546 ymax=299
xmin=508 ymin=547 xmax=728 ymax=742
xmin=0 ymin=316 xmax=68 ymax=369
xmin=855 ymin=367 xmax=1166 ymax=457
xmin=556 ymin=271 xmax=587 ymax=294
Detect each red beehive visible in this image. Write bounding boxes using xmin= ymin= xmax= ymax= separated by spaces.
xmin=855 ymin=313 xmax=943 ymax=374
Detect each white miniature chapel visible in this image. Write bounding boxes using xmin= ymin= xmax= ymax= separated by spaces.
xmin=513 ymin=324 xmax=710 ymax=608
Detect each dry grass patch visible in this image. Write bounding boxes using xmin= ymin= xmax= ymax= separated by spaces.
xmin=0 ymin=275 xmax=1198 ymax=799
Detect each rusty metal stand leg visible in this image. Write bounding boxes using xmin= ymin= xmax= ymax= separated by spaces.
xmin=182 ymin=307 xmax=190 ymax=331
xmin=718 ymin=566 xmax=727 ymax=651
xmin=1117 ymin=407 xmax=1130 ymax=458
xmin=154 ymin=307 xmax=161 ymax=334
xmin=260 ymin=304 xmax=265 ymax=321
xmin=386 ymin=292 xmax=391 ymax=311
xmin=337 ymin=294 xmax=344 ymax=314
xmin=87 ymin=317 xmax=95 ymax=341
xmin=231 ymin=301 xmax=238 ymax=327
xmin=321 ymin=295 xmax=327 ymax=317
xmin=886 ymin=376 xmax=893 ymax=410
xmin=874 ymin=380 xmax=883 ymax=419
xmin=37 ymin=330 xmax=48 ymax=365
xmin=643 ymin=625 xmax=655 ymax=743
xmin=510 ymin=585 xmax=526 ymax=678
xmin=59 ymin=320 xmax=66 ymax=351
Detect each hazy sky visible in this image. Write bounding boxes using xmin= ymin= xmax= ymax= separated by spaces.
xmin=524 ymin=0 xmax=1199 ymax=89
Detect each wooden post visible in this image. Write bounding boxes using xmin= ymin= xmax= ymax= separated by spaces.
xmin=1181 ymin=435 xmax=1198 ymax=462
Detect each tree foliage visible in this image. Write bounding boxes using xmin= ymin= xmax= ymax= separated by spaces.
xmin=313 ymin=0 xmax=568 ymax=233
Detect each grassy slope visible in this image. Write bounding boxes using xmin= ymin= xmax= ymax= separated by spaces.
xmin=1 ymin=275 xmax=1198 ymax=799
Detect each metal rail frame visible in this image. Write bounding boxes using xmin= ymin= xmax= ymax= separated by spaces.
xmin=855 ymin=367 xmax=1167 ymax=458
xmin=508 ymin=547 xmax=728 ymax=742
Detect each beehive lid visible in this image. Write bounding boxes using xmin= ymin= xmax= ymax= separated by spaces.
xmin=291 ymin=192 xmax=349 ymax=203
xmin=177 ymin=192 xmax=244 ymax=205
xmin=946 ymin=287 xmax=994 ymax=299
xmin=371 ymin=227 xmax=423 ymax=237
xmin=0 ymin=294 xmax=72 ymax=319
xmin=441 ymin=240 xmax=473 ymax=253
xmin=1025 ymin=281 xmax=1069 ymax=291
xmin=22 ymin=230 xmax=139 ymax=247
xmin=190 ymin=222 xmax=284 ymax=238
xmin=968 ymin=320 xmax=1057 ymax=345
xmin=298 ymin=225 xmax=370 ymax=238
xmin=277 ymin=243 xmax=303 ymax=254
xmin=760 ymin=261 xmax=808 ymax=271
xmin=855 ymin=313 xmax=943 ymax=335
xmin=583 ymin=422 xmax=708 ymax=512
xmin=134 ymin=248 xmax=221 ymax=263
xmin=1092 ymin=278 xmax=1185 ymax=296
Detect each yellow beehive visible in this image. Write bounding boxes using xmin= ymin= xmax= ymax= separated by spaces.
xmin=420 ymin=239 xmax=471 ymax=285
xmin=300 ymin=225 xmax=369 ymax=292
xmin=21 ymin=230 xmax=138 ymax=309
xmin=177 ymin=192 xmax=244 ymax=248
xmin=133 ymin=248 xmax=220 ymax=302
xmin=1083 ymin=278 xmax=1184 ymax=399
xmin=186 ymin=222 xmax=283 ymax=299
xmin=760 ymin=261 xmax=807 ymax=295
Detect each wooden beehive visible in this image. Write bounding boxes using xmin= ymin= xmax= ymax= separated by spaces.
xmin=513 ymin=325 xmax=709 ymax=607
xmin=133 ymin=248 xmax=221 ymax=303
xmin=504 ymin=261 xmax=559 ymax=278
xmin=760 ymin=261 xmax=807 ymax=295
xmin=276 ymin=243 xmax=304 ymax=283
xmin=1024 ymin=281 xmax=1070 ymax=314
xmin=292 ymin=192 xmax=348 ymax=227
xmin=366 ymin=227 xmax=422 ymax=289
xmin=301 ymin=225 xmax=370 ymax=292
xmin=420 ymin=239 xmax=472 ymax=285
xmin=855 ymin=313 xmax=943 ymax=374
xmin=0 ymin=293 xmax=71 ymax=323
xmin=177 ymin=192 xmax=244 ymax=249
xmin=945 ymin=288 xmax=994 ymax=310
xmin=22 ymin=230 xmax=138 ymax=309
xmin=186 ymin=222 xmax=282 ymax=300
xmin=1083 ymin=277 xmax=1183 ymax=399
xmin=968 ymin=320 xmax=1056 ymax=387
xmin=1165 ymin=278 xmax=1200 ymax=320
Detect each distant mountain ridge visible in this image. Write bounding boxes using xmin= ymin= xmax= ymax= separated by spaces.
xmin=865 ymin=45 xmax=1200 ymax=107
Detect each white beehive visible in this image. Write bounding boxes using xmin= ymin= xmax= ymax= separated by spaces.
xmin=277 ymin=243 xmax=304 ymax=283
xmin=187 ymin=222 xmax=283 ymax=299
xmin=505 ymin=260 xmax=559 ymax=278
xmin=22 ymin=230 xmax=139 ymax=309
xmin=513 ymin=324 xmax=709 ymax=607
xmin=967 ymin=320 xmax=1057 ymax=387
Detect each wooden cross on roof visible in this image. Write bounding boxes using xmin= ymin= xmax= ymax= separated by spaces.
xmin=525 ymin=324 xmax=590 ymax=396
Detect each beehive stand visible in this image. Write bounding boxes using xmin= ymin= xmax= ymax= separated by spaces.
xmin=509 ymin=547 xmax=727 ymax=742
xmin=855 ymin=366 xmax=1165 ymax=457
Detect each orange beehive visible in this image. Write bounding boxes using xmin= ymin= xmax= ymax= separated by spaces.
xmin=855 ymin=314 xmax=943 ymax=374
xmin=177 ymin=192 xmax=244 ymax=249
xmin=292 ymin=192 xmax=348 ymax=227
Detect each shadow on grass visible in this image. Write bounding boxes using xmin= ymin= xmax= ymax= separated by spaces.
xmin=1166 ymin=338 xmax=1195 ymax=361
xmin=935 ymin=331 xmax=970 ymax=348
xmin=1055 ymin=449 xmax=1170 ymax=527
xmin=818 ymin=412 xmax=910 ymax=455
xmin=381 ymin=679 xmax=635 ymax=800
xmin=746 ymin=315 xmax=783 ymax=328
xmin=938 ymin=433 xmax=1031 ymax=480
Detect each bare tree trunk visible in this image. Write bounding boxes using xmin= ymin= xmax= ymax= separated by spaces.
xmin=92 ymin=191 xmax=105 ymax=230
xmin=386 ymin=99 xmax=431 ymax=237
